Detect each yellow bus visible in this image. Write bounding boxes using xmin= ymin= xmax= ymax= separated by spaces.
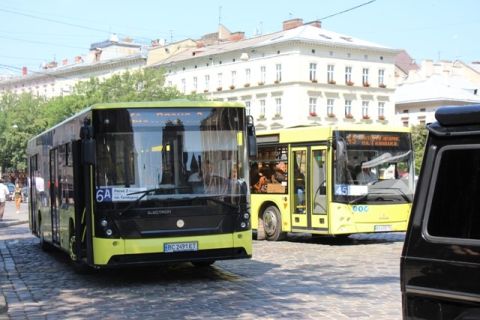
xmin=250 ymin=124 xmax=414 ymax=241
xmin=27 ymin=101 xmax=256 ymax=270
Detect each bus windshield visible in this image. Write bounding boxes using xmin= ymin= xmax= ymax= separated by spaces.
xmin=94 ymin=107 xmax=247 ymax=203
xmin=333 ymin=130 xmax=414 ymax=204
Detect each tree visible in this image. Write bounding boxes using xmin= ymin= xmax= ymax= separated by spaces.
xmin=411 ymin=124 xmax=428 ymax=174
xmin=0 ymin=67 xmax=202 ymax=172
xmin=0 ymin=93 xmax=45 ymax=171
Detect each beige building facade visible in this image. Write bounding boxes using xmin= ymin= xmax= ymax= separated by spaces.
xmin=149 ymin=19 xmax=401 ymax=130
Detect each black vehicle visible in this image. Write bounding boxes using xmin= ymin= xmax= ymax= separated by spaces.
xmin=401 ymin=105 xmax=480 ymax=319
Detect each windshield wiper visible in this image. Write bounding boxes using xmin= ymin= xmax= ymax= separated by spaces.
xmin=117 ymin=187 xmax=169 ymax=216
xmin=185 ymin=195 xmax=240 ymax=210
xmin=349 ymin=194 xmax=369 ymax=204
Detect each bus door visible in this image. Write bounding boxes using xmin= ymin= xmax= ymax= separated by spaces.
xmin=290 ymin=147 xmax=328 ymax=232
xmin=49 ymin=148 xmax=60 ymax=244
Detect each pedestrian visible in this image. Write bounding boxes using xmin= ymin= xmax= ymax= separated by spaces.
xmin=14 ymin=181 xmax=22 ymax=214
xmin=0 ymin=179 xmax=9 ymax=219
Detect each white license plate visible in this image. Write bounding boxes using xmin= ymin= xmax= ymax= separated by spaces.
xmin=374 ymin=225 xmax=392 ymax=232
xmin=164 ymin=241 xmax=198 ymax=253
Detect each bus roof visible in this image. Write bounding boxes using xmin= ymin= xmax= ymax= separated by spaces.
xmin=256 ymin=124 xmax=410 ymax=144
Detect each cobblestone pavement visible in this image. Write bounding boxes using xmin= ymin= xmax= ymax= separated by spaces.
xmin=0 ymin=218 xmax=405 ymax=319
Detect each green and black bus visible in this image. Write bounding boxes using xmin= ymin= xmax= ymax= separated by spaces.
xmin=27 ymin=100 xmax=256 ymax=270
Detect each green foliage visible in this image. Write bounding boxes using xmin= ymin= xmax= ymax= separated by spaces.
xmin=411 ymin=124 xmax=428 ymax=174
xmin=0 ymin=68 xmax=195 ymax=172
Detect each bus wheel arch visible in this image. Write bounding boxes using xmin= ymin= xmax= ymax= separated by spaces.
xmin=261 ymin=203 xmax=286 ymax=241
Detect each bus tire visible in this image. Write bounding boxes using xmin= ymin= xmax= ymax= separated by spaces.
xmin=262 ymin=205 xmax=285 ymax=241
xmin=192 ymin=260 xmax=215 ymax=267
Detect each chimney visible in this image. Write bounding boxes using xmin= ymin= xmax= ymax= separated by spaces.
xmin=283 ymin=18 xmax=303 ymax=31
xmin=22 ymin=67 xmax=27 ymax=76
xmin=305 ymin=20 xmax=321 ymax=28
xmin=228 ymin=32 xmax=245 ymax=42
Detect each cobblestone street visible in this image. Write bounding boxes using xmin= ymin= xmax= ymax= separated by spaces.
xmin=0 ymin=203 xmax=405 ymax=320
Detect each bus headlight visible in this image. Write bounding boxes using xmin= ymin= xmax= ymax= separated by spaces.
xmin=100 ymin=219 xmax=108 ymax=227
xmin=105 ymin=229 xmax=113 ymax=236
xmin=243 ymin=213 xmax=250 ymax=220
xmin=240 ymin=222 xmax=247 ymax=229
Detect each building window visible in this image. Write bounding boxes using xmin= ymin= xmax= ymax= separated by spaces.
xmin=259 ymin=99 xmax=266 ymax=117
xmin=275 ymin=64 xmax=282 ymax=83
xmin=309 ymin=97 xmax=317 ymax=116
xmin=362 ymin=101 xmax=369 ymax=118
xmin=260 ymin=66 xmax=266 ymax=84
xmin=309 ymin=63 xmax=317 ymax=82
xmin=275 ymin=98 xmax=282 ymax=116
xmin=378 ymin=69 xmax=385 ymax=86
xmin=362 ymin=68 xmax=369 ymax=86
xmin=327 ymin=65 xmax=335 ymax=84
xmin=193 ymin=77 xmax=198 ymax=91
xmin=181 ymin=78 xmax=186 ymax=93
xmin=204 ymin=75 xmax=210 ymax=90
xmin=378 ymin=102 xmax=385 ymax=119
xmin=167 ymin=80 xmax=172 ymax=87
xmin=327 ymin=99 xmax=335 ymax=116
xmin=345 ymin=66 xmax=353 ymax=85
xmin=231 ymin=71 xmax=236 ymax=88
xmin=245 ymin=101 xmax=251 ymax=115
xmin=217 ymin=73 xmax=223 ymax=89
xmin=345 ymin=100 xmax=352 ymax=117
xmin=420 ymin=108 xmax=426 ymax=112
xmin=245 ymin=68 xmax=251 ymax=84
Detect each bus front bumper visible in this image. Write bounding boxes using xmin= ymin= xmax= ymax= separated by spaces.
xmin=91 ymin=230 xmax=252 ymax=266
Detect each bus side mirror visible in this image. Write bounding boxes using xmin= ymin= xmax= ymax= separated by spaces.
xmin=247 ymin=115 xmax=257 ymax=158
xmin=82 ymin=140 xmax=96 ymax=165
xmin=80 ymin=118 xmax=96 ymax=165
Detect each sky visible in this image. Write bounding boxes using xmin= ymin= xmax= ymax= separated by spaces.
xmin=1 ymin=0 xmax=479 ymax=75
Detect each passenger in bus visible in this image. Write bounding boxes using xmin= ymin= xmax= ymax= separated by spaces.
xmin=357 ymin=163 xmax=376 ymax=185
xmin=273 ymin=161 xmax=287 ymax=183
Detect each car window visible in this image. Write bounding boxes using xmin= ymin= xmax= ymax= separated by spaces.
xmin=426 ymin=146 xmax=480 ymax=240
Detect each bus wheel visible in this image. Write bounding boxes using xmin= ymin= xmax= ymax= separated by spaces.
xmin=69 ymin=234 xmax=90 ymax=274
xmin=69 ymin=235 xmax=78 ymax=262
xmin=192 ymin=260 xmax=215 ymax=267
xmin=262 ymin=206 xmax=285 ymax=241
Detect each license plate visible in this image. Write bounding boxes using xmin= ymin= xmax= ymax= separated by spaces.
xmin=374 ymin=225 xmax=392 ymax=232
xmin=164 ymin=241 xmax=198 ymax=253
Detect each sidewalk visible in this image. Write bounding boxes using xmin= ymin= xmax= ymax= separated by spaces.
xmin=0 ymin=200 xmax=29 ymax=317
xmin=0 ymin=200 xmax=29 ymax=228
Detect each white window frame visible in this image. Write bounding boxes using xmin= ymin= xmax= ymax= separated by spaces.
xmin=245 ymin=101 xmax=251 ymax=115
xmin=378 ymin=69 xmax=385 ymax=86
xmin=245 ymin=68 xmax=251 ymax=84
xmin=231 ymin=71 xmax=236 ymax=87
xmin=275 ymin=64 xmax=282 ymax=82
xmin=378 ymin=102 xmax=385 ymax=117
xmin=362 ymin=101 xmax=369 ymax=117
xmin=327 ymin=65 xmax=335 ymax=83
xmin=260 ymin=66 xmax=266 ymax=84
xmin=362 ymin=68 xmax=369 ymax=85
xmin=345 ymin=100 xmax=352 ymax=117
xmin=204 ymin=75 xmax=210 ymax=90
xmin=217 ymin=73 xmax=223 ymax=88
xmin=275 ymin=97 xmax=282 ymax=116
xmin=327 ymin=98 xmax=334 ymax=116
xmin=260 ymin=99 xmax=266 ymax=117
xmin=193 ymin=76 xmax=198 ymax=90
xmin=309 ymin=63 xmax=317 ymax=81
xmin=345 ymin=66 xmax=352 ymax=83
xmin=309 ymin=97 xmax=317 ymax=116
